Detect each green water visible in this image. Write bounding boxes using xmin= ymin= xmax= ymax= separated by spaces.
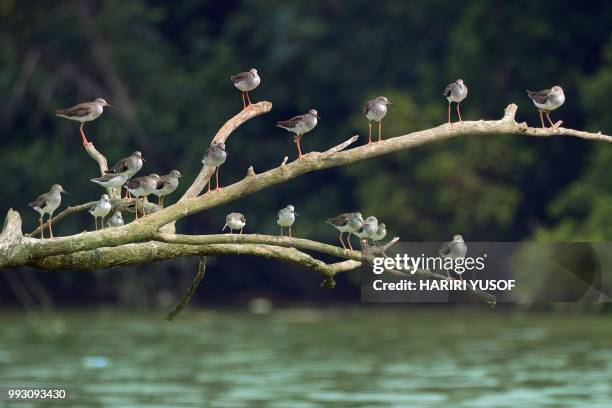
xmin=1 ymin=308 xmax=611 ymax=407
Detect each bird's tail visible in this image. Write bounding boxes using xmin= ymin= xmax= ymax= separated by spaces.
xmin=526 ymin=90 xmax=535 ymax=99
xmin=90 ymin=178 xmax=101 ymax=183
xmin=222 ymin=223 xmax=228 ymax=232
xmin=27 ymin=202 xmax=34 ymax=208
xmin=276 ymin=121 xmax=289 ymax=129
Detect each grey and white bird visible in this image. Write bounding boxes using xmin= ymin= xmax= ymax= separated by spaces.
xmin=230 ymin=68 xmax=261 ymax=109
xmin=354 ymin=216 xmax=379 ymax=247
xmin=107 ymin=211 xmax=125 ymax=228
xmin=151 ymin=170 xmax=182 ymax=208
xmin=202 ymin=143 xmax=227 ymax=192
xmin=56 ymin=98 xmax=111 ymax=145
xmin=105 ymin=151 xmax=144 ymax=178
xmin=363 ymin=96 xmax=393 ymax=144
xmin=89 ymin=194 xmax=112 ymax=230
xmin=277 ymin=205 xmax=298 ymax=237
xmin=439 ymin=234 xmax=468 ymax=280
xmin=371 ymin=222 xmax=387 ymax=246
xmin=90 ymin=172 xmax=129 ymax=190
xmin=277 ymin=109 xmax=320 ymax=161
xmin=28 ymin=184 xmax=67 ymax=239
xmin=443 ymin=79 xmax=468 ymax=124
xmin=124 ymin=174 xmax=161 ymax=218
xmin=222 ymin=212 xmax=246 ymax=234
xmin=326 ymin=212 xmax=364 ymax=252
xmin=526 ymin=86 xmax=565 ymax=129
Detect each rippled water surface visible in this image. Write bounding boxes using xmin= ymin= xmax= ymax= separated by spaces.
xmin=1 ymin=308 xmax=611 ymax=407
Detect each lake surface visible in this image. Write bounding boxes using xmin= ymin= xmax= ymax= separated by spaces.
xmin=1 ymin=308 xmax=611 ymax=407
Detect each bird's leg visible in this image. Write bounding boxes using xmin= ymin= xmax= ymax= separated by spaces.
xmin=246 ymin=91 xmax=253 ymax=107
xmin=289 ymin=226 xmax=292 ymax=238
xmin=539 ymin=110 xmax=546 ymax=129
xmin=240 ymin=228 xmax=243 ymax=235
xmin=368 ymin=121 xmax=372 ymax=144
xmin=347 ymin=233 xmax=354 ymax=252
xmin=241 ymin=92 xmax=246 ymax=109
xmin=295 ymin=134 xmax=304 ymax=161
xmin=215 ymin=168 xmax=222 ymax=191
xmin=546 ymin=111 xmax=557 ymax=129
xmin=280 ymin=227 xmax=283 ymax=237
xmin=80 ymin=123 xmax=90 ymax=145
xmin=338 ymin=232 xmax=348 ymax=254
xmin=457 ymin=102 xmax=463 ymax=123
xmin=39 ymin=217 xmax=44 ymax=239
xmin=49 ymin=217 xmax=54 ymax=239
xmin=448 ymin=102 xmax=451 ymax=124
xmin=378 ymin=121 xmax=382 ymax=142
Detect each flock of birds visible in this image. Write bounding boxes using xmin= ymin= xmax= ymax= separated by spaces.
xmin=28 ymin=68 xmax=567 ymax=269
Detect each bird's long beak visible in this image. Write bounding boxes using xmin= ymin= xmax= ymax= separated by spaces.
xmin=61 ymin=188 xmax=68 ymax=194
xmin=106 ymin=104 xmax=117 ymax=109
xmin=141 ymin=157 xmax=146 ymax=162
xmin=294 ymin=212 xmax=300 ymax=216
xmin=316 ymin=114 xmax=321 ymax=119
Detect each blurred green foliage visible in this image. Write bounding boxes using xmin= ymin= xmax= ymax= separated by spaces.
xmin=1 ymin=0 xmax=612 ymax=304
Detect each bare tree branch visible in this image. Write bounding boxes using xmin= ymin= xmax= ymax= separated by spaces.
xmin=166 ymin=256 xmax=207 ymax=321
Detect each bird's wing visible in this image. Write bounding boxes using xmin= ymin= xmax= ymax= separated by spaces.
xmin=239 ymin=214 xmax=246 ymax=222
xmin=230 ymin=72 xmax=250 ymax=82
xmin=526 ymin=89 xmax=551 ymax=104
xmin=443 ymin=83 xmax=454 ymax=97
xmin=106 ymin=157 xmax=130 ymax=174
xmin=56 ymin=103 xmax=91 ymax=117
xmin=326 ymin=213 xmax=350 ymax=226
xmin=363 ymin=100 xmax=374 ymax=115
xmin=438 ymin=240 xmax=452 ymax=256
xmin=28 ymin=192 xmax=49 ymax=209
xmin=125 ymin=178 xmax=141 ymax=189
xmin=277 ymin=115 xmax=305 ymax=129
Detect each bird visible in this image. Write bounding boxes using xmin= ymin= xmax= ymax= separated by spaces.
xmin=526 ymin=86 xmax=565 ymax=129
xmin=88 ymin=194 xmax=112 ymax=230
xmin=124 ymin=174 xmax=161 ymax=218
xmin=107 ymin=211 xmax=124 ymax=228
xmin=371 ymin=223 xmax=387 ymax=246
xmin=56 ymin=98 xmax=112 ymax=145
xmin=277 ymin=109 xmax=320 ymax=161
xmin=202 ymin=143 xmax=227 ymax=192
xmin=443 ymin=79 xmax=468 ymax=124
xmin=354 ymin=216 xmax=379 ymax=248
xmin=105 ymin=151 xmax=145 ymax=198
xmin=223 ymin=212 xmax=246 ymax=234
xmin=151 ymin=170 xmax=182 ymax=208
xmin=363 ymin=96 xmax=393 ymax=144
xmin=439 ymin=234 xmax=468 ymax=280
xmin=90 ymin=172 xmax=129 ymax=190
xmin=326 ymin=212 xmax=364 ymax=253
xmin=230 ymin=68 xmax=261 ymax=109
xmin=277 ymin=205 xmax=298 ymax=237
xmin=28 ymin=184 xmax=67 ymax=239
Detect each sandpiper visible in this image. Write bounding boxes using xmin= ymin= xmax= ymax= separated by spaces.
xmin=105 ymin=151 xmax=145 ymax=198
xmin=526 ymin=86 xmax=565 ymax=129
xmin=371 ymin=222 xmax=387 ymax=246
xmin=107 ymin=211 xmax=124 ymax=228
xmin=89 ymin=194 xmax=112 ymax=230
xmin=443 ymin=79 xmax=468 ymax=124
xmin=202 ymin=143 xmax=227 ymax=192
xmin=326 ymin=212 xmax=364 ymax=252
xmin=354 ymin=216 xmax=379 ymax=247
xmin=223 ymin=212 xmax=246 ymax=234
xmin=28 ymin=184 xmax=67 ymax=239
xmin=277 ymin=205 xmax=298 ymax=237
xmin=124 ymin=174 xmax=161 ymax=218
xmin=364 ymin=96 xmax=393 ymax=144
xmin=151 ymin=170 xmax=182 ymax=208
xmin=90 ymin=172 xmax=129 ymax=190
xmin=439 ymin=234 xmax=468 ymax=280
xmin=230 ymin=68 xmax=261 ymax=109
xmin=277 ymin=109 xmax=320 ymax=161
xmin=56 ymin=98 xmax=111 ymax=145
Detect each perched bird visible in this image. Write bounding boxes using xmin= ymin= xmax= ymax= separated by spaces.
xmin=28 ymin=184 xmax=67 ymax=239
xmin=371 ymin=223 xmax=387 ymax=246
xmin=151 ymin=170 xmax=182 ymax=208
xmin=88 ymin=194 xmax=112 ymax=230
xmin=439 ymin=234 xmax=468 ymax=280
xmin=277 ymin=205 xmax=298 ymax=237
xmin=526 ymin=86 xmax=565 ymax=129
xmin=277 ymin=109 xmax=320 ymax=161
xmin=443 ymin=79 xmax=468 ymax=124
xmin=223 ymin=212 xmax=246 ymax=234
xmin=107 ymin=211 xmax=125 ymax=228
xmin=363 ymin=96 xmax=393 ymax=144
xmin=230 ymin=68 xmax=261 ymax=109
xmin=354 ymin=216 xmax=379 ymax=248
xmin=105 ymin=151 xmax=145 ymax=198
xmin=124 ymin=174 xmax=161 ymax=218
xmin=56 ymin=98 xmax=111 ymax=145
xmin=202 ymin=143 xmax=227 ymax=192
xmin=326 ymin=212 xmax=364 ymax=252
xmin=90 ymin=172 xmax=129 ymax=190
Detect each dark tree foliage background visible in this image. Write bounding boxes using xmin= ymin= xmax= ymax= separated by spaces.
xmin=2 ymin=0 xmax=612 ymax=307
